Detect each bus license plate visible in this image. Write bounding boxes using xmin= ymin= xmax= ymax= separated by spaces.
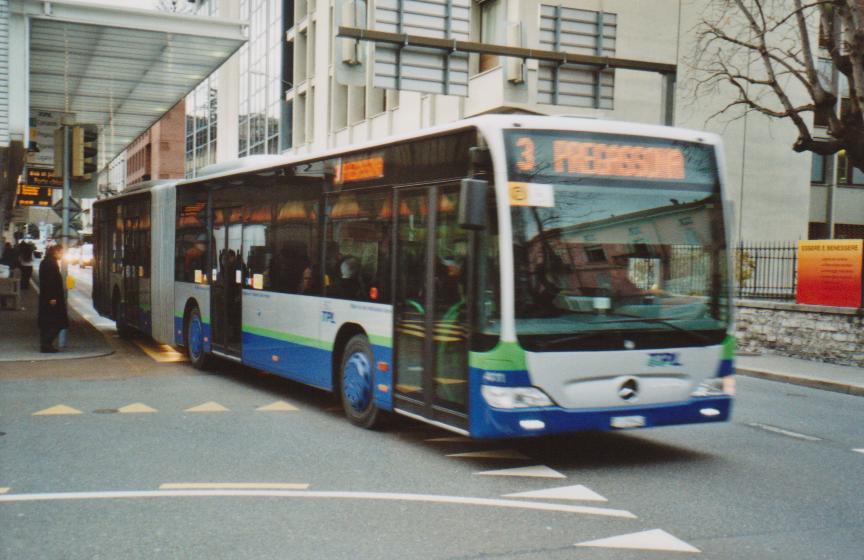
xmin=611 ymin=415 xmax=645 ymax=429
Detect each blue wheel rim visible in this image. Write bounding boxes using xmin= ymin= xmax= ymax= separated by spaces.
xmin=189 ymin=313 xmax=204 ymax=361
xmin=343 ymin=351 xmax=372 ymax=413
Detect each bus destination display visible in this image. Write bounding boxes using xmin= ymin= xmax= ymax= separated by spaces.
xmin=506 ymin=130 xmax=713 ymax=183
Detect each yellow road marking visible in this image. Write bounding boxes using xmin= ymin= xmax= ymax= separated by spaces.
xmin=33 ymin=405 xmax=83 ymax=416
xmin=185 ymin=401 xmax=229 ymax=413
xmin=256 ymin=401 xmax=298 ymax=412
xmin=133 ymin=340 xmax=187 ymax=363
xmin=159 ymin=483 xmax=310 ymax=490
xmin=0 ymin=488 xmax=9 ymax=494
xmin=117 ymin=403 xmax=157 ymax=414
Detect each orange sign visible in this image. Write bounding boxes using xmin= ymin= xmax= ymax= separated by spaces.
xmin=513 ymin=137 xmax=685 ymax=180
xmin=337 ymin=156 xmax=384 ymax=184
xmin=797 ymin=240 xmax=863 ymax=308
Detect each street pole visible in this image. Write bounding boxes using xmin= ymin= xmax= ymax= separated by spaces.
xmin=60 ymin=125 xmax=71 ymax=348
xmin=827 ymin=154 xmax=836 ymax=239
xmin=62 ymin=125 xmax=71 ymax=264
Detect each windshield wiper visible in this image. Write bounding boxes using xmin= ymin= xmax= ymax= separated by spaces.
xmin=593 ymin=313 xmax=716 ymax=344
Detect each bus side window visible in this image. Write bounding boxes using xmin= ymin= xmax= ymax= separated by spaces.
xmin=324 ymin=190 xmax=391 ymax=303
xmin=271 ymin=197 xmax=320 ymax=295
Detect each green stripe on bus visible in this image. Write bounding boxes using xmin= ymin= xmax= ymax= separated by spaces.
xmin=722 ymin=335 xmax=736 ymax=360
xmin=368 ymin=334 xmax=392 ymax=348
xmin=243 ymin=325 xmax=334 ymax=351
xmin=470 ymin=342 xmax=526 ymax=371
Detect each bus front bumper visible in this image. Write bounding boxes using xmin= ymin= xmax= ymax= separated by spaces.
xmin=469 ymin=395 xmax=733 ymax=439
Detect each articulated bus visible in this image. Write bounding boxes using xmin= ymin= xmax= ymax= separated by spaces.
xmin=93 ymin=115 xmax=735 ymax=438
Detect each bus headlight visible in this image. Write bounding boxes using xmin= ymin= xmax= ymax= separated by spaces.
xmin=481 ymin=385 xmax=554 ymax=409
xmin=691 ymin=376 xmax=736 ymax=397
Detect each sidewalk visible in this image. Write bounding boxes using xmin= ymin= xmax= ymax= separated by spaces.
xmin=736 ymin=354 xmax=864 ymax=397
xmin=0 ymin=276 xmax=113 ymax=362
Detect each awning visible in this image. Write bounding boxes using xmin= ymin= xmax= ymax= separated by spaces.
xmin=16 ymin=0 xmax=248 ymax=165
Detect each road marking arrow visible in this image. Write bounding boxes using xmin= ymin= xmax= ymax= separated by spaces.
xmin=448 ymin=450 xmax=530 ymax=460
xmin=504 ymin=484 xmax=607 ymax=502
xmin=475 ymin=465 xmax=566 ymax=479
xmin=575 ymin=529 xmax=700 ymax=553
xmin=33 ymin=405 xmax=83 ymax=416
xmin=117 ymin=403 xmax=157 ymax=414
xmin=185 ymin=401 xmax=229 ymax=413
xmin=256 ymin=401 xmax=299 ymax=412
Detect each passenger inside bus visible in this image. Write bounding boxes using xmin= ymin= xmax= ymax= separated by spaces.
xmin=331 ymin=256 xmax=364 ymax=299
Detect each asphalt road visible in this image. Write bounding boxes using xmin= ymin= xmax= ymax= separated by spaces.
xmin=0 ymin=268 xmax=862 ymax=559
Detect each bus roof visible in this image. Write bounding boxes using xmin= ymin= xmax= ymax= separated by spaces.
xmin=172 ymin=115 xmax=722 ymax=188
xmin=93 ymin=116 xmax=723 ymax=200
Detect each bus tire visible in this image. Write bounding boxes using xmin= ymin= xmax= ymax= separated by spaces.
xmin=113 ymin=291 xmax=133 ymax=339
xmin=339 ymin=334 xmax=384 ymax=429
xmin=184 ymin=305 xmax=211 ymax=370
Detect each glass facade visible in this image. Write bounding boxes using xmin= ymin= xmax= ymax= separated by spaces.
xmin=238 ymin=0 xmax=283 ymax=157
xmin=185 ymin=0 xmax=220 ymax=178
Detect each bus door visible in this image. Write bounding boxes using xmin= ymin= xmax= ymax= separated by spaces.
xmin=393 ymin=184 xmax=469 ymax=430
xmin=211 ymin=206 xmax=244 ymax=356
xmin=122 ymin=215 xmax=139 ymax=328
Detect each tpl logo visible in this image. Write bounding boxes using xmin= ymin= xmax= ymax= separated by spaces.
xmin=647 ymin=352 xmax=682 ymax=367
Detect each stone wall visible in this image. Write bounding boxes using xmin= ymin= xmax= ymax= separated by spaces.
xmin=735 ymin=300 xmax=864 ymax=367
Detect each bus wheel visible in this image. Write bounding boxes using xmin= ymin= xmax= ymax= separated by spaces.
xmin=184 ymin=306 xmax=211 ymax=370
xmin=340 ymin=335 xmax=383 ymax=429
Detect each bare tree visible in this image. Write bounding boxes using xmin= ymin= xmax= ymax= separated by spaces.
xmin=690 ymin=0 xmax=864 ymax=172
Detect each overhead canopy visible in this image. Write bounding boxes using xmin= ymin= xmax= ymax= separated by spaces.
xmin=17 ymin=0 xmax=248 ymax=165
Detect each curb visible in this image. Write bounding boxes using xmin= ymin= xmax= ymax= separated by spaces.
xmin=736 ymin=367 xmax=864 ymax=397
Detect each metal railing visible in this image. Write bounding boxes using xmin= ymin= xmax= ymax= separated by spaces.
xmin=735 ymin=241 xmax=798 ymax=301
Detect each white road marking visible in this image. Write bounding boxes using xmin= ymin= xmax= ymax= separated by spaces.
xmin=747 ymin=422 xmax=822 ymax=442
xmin=447 ymin=450 xmax=530 ymax=460
xmin=575 ymin=529 xmax=700 ymax=553
xmin=159 ymin=483 xmax=309 ymax=490
xmin=117 ymin=403 xmax=157 ymax=414
xmin=256 ymin=401 xmax=298 ymax=412
xmin=504 ymin=485 xmax=607 ymax=502
xmin=184 ymin=401 xmax=229 ymax=413
xmin=0 ymin=489 xmax=635 ymax=518
xmin=33 ymin=405 xmax=83 ymax=416
xmin=475 ymin=465 xmax=566 ymax=479
xmin=853 ymin=449 xmax=864 ymax=455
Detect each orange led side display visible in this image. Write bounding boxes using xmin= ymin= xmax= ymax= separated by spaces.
xmin=340 ymin=156 xmax=384 ymax=183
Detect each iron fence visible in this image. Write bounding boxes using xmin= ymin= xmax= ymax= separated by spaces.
xmin=735 ymin=241 xmax=798 ymax=301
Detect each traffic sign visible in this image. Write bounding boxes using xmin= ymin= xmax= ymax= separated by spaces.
xmin=52 ymin=197 xmax=82 ymax=221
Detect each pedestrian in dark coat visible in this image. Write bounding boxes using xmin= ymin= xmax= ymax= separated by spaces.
xmin=38 ymin=245 xmax=68 ymax=353
xmin=18 ymin=241 xmax=34 ymax=290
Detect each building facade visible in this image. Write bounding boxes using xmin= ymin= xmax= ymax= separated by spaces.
xmin=126 ymin=102 xmax=186 ymax=188
xmin=177 ymin=0 xmax=864 ymax=243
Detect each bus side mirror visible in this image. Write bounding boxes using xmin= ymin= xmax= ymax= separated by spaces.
xmin=458 ymin=178 xmax=488 ymax=230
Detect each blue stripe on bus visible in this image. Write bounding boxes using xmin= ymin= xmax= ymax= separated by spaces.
xmin=716 ymin=358 xmax=735 ymax=377
xmin=240 ymin=330 xmax=394 ymax=410
xmin=466 ymin=367 xmax=733 ymax=439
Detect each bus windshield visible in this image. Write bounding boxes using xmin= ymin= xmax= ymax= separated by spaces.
xmin=504 ymin=129 xmax=729 ymax=351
